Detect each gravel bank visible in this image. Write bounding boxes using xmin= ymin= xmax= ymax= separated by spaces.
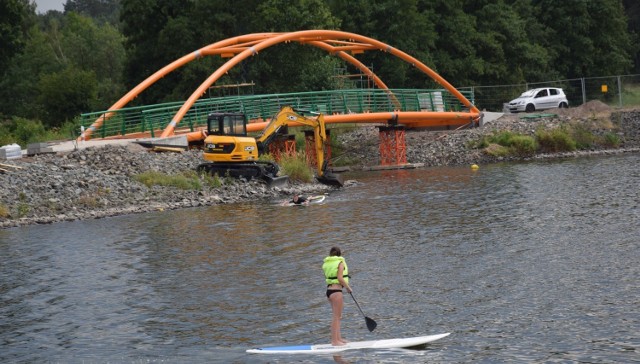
xmin=2 ymin=102 xmax=639 ymax=229
xmin=0 ymin=144 xmax=334 ymax=229
xmin=338 ymin=102 xmax=640 ymax=167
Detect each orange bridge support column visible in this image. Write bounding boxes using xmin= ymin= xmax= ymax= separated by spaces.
xmin=304 ymin=129 xmax=332 ymax=168
xmin=269 ymin=135 xmax=297 ymax=161
xmin=378 ymin=126 xmax=407 ymax=166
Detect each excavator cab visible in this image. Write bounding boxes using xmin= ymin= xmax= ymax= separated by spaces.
xmin=207 ymin=113 xmax=247 ymax=136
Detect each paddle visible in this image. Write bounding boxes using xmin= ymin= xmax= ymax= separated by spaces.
xmin=349 ymin=292 xmax=377 ymax=332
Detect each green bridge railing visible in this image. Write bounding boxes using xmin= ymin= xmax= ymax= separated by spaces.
xmin=80 ymin=88 xmax=475 ymax=139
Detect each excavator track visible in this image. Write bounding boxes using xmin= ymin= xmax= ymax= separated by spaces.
xmin=196 ymin=161 xmax=288 ymax=187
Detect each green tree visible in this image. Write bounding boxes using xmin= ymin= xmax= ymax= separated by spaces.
xmin=0 ymin=0 xmax=35 ymax=75
xmin=467 ymin=0 xmax=555 ymax=84
xmin=624 ymin=0 xmax=640 ymax=72
xmin=38 ymin=67 xmax=98 ymax=127
xmin=536 ymin=0 xmax=632 ymax=78
xmin=426 ymin=0 xmax=483 ymax=87
xmin=0 ymin=25 xmax=60 ymax=120
xmin=586 ymin=0 xmax=634 ymax=76
xmin=328 ymin=0 xmax=438 ymax=88
xmin=243 ymin=0 xmax=341 ymax=93
xmin=120 ymin=0 xmax=197 ymax=104
xmin=65 ymin=0 xmax=121 ymax=25
xmin=0 ymin=11 xmax=125 ymax=126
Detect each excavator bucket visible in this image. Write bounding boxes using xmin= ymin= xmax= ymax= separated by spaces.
xmin=317 ymin=160 xmax=344 ymax=187
xmin=317 ymin=171 xmax=344 ymax=187
xmin=262 ymin=174 xmax=290 ymax=188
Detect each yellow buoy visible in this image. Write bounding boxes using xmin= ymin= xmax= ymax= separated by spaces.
xmin=471 ymin=164 xmax=479 ymax=170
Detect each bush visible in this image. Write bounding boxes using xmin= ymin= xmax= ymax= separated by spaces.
xmin=278 ymin=153 xmax=314 ymax=183
xmin=508 ymin=135 xmax=538 ymax=156
xmin=483 ymin=143 xmax=510 ymax=157
xmin=476 ymin=131 xmax=536 ymax=156
xmin=536 ymin=128 xmax=576 ymax=153
xmin=0 ymin=204 xmax=9 ymax=218
xmin=200 ymin=171 xmax=222 ymax=188
xmin=601 ymin=132 xmax=621 ymax=148
xmin=571 ymin=124 xmax=596 ymax=149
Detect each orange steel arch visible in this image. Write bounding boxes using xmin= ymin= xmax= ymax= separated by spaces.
xmin=80 ymin=30 xmax=480 ymax=141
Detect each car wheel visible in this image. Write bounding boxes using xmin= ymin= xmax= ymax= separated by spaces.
xmin=559 ymin=102 xmax=568 ymax=108
xmin=525 ymin=104 xmax=535 ymax=112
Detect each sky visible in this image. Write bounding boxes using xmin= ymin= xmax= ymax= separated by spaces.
xmin=34 ymin=0 xmax=65 ymax=13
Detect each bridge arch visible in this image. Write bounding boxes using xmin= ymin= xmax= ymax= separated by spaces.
xmin=81 ymin=30 xmax=479 ymax=141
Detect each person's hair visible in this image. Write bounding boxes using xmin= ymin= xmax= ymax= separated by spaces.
xmin=329 ymin=246 xmax=341 ymax=256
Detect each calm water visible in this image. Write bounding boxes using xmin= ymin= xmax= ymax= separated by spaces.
xmin=1 ymin=154 xmax=639 ymax=363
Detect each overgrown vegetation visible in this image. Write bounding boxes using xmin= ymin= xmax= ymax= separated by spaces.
xmin=278 ymin=153 xmax=315 ymax=183
xmin=0 ymin=204 xmax=9 ymax=218
xmin=16 ymin=192 xmax=29 ymax=218
xmin=601 ymin=132 xmax=621 ymax=147
xmin=536 ymin=128 xmax=577 ymax=153
xmin=475 ymin=122 xmax=621 ymax=157
xmin=474 ymin=131 xmax=538 ymax=157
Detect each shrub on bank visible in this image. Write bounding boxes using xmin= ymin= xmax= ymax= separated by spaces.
xmin=536 ymin=127 xmax=577 ymax=153
xmin=508 ymin=135 xmax=538 ymax=156
xmin=473 ymin=122 xmax=623 ymax=157
xmin=278 ymin=153 xmax=314 ymax=183
xmin=601 ymin=132 xmax=621 ymax=147
xmin=476 ymin=131 xmax=537 ymax=156
xmin=570 ymin=124 xmax=596 ymax=149
xmin=0 ymin=204 xmax=9 ymax=218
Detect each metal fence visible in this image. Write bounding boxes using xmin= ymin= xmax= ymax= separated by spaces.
xmin=468 ymin=74 xmax=640 ymax=112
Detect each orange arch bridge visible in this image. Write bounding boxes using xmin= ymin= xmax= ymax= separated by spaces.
xmin=80 ymin=30 xmax=481 ymax=142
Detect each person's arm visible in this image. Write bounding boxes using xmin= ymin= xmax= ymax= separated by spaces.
xmin=337 ymin=262 xmax=352 ymax=293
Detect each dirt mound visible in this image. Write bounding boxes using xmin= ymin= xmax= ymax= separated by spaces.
xmin=554 ymin=100 xmax=611 ymax=118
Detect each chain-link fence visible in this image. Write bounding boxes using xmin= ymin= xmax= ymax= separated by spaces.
xmin=468 ymin=74 xmax=640 ymax=112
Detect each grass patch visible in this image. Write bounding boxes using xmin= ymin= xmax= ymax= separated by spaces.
xmin=201 ymin=172 xmax=223 ymax=188
xmin=77 ymin=196 xmax=100 ymax=208
xmin=570 ymin=124 xmax=596 ymax=149
xmin=0 ymin=204 xmax=9 ymax=218
xmin=508 ymin=135 xmax=538 ymax=156
xmin=476 ymin=131 xmax=537 ymax=156
xmin=133 ymin=170 xmax=202 ymax=190
xmin=483 ymin=143 xmax=510 ymax=157
xmin=278 ymin=153 xmax=314 ymax=183
xmin=536 ymin=127 xmax=576 ymax=153
xmin=601 ymin=132 xmax=621 ymax=148
xmin=16 ymin=192 xmax=29 ymax=218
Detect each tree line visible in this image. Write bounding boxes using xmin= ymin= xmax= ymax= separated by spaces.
xmin=1 ymin=0 xmax=639 ymax=145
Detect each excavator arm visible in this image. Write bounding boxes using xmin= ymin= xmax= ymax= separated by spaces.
xmin=256 ymin=106 xmax=342 ymax=186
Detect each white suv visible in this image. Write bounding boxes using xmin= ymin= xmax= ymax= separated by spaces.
xmin=508 ymin=87 xmax=569 ymax=113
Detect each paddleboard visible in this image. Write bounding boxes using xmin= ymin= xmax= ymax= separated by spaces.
xmin=246 ymin=333 xmax=450 ymax=354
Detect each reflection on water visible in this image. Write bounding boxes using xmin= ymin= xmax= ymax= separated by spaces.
xmin=1 ymin=153 xmax=639 ymax=363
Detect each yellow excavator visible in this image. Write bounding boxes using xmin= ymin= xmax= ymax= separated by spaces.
xmin=196 ymin=106 xmax=344 ymax=187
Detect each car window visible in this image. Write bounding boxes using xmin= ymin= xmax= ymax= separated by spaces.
xmin=549 ymin=89 xmax=558 ymax=96
xmin=536 ymin=89 xmax=548 ymax=98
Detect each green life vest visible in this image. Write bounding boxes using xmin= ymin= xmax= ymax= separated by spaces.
xmin=322 ymin=256 xmax=349 ymax=285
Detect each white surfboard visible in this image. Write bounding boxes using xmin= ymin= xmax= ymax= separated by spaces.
xmin=246 ymin=333 xmax=450 ymax=354
xmin=282 ymin=195 xmax=326 ymax=206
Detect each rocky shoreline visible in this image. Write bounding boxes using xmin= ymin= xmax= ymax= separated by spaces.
xmin=2 ymin=102 xmax=639 ymax=229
